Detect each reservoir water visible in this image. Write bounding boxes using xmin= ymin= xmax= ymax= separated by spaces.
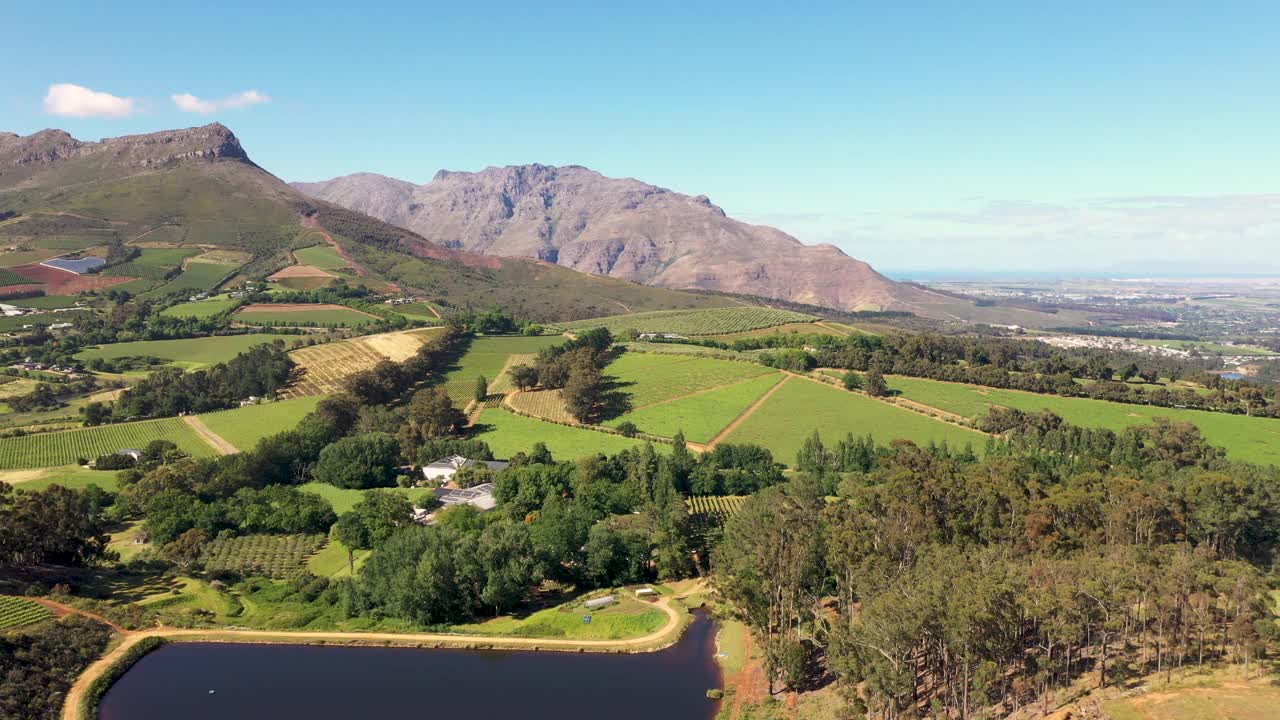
xmin=99 ymin=611 xmax=722 ymax=720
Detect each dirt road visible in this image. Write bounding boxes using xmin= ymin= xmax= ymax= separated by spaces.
xmin=183 ymin=415 xmax=237 ymax=455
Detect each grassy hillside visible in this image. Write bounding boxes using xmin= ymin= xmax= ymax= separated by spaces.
xmin=76 ymin=333 xmax=300 ymax=368
xmin=551 ymin=306 xmax=815 ymax=335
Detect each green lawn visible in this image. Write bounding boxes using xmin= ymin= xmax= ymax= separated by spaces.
xmin=160 ymin=296 xmax=242 ymax=318
xmin=0 ymin=464 xmax=122 ymax=492
xmin=197 ymin=396 xmax=325 ymax=451
xmin=452 ymin=593 xmax=667 ymax=641
xmin=298 ymin=482 xmax=435 ymax=515
xmin=604 ymin=372 xmax=785 ymax=443
xmin=76 ymin=334 xmax=299 ymax=368
xmin=473 ymin=408 xmax=660 ymax=459
xmin=440 ymin=335 xmax=564 ymax=402
xmin=233 ymin=305 xmax=378 ymax=327
xmin=293 ymin=244 xmax=348 ymax=269
xmin=0 ymin=417 xmax=216 ymax=469
xmin=887 ymin=375 xmax=1280 ymax=467
xmin=305 ymin=538 xmax=369 ymax=578
xmin=724 ymin=378 xmax=986 ymax=465
xmin=606 ymin=351 xmax=776 ymax=407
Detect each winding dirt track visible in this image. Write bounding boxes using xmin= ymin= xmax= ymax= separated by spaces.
xmin=701 ymin=374 xmax=792 ymax=450
xmin=58 ymin=587 xmax=699 ymax=720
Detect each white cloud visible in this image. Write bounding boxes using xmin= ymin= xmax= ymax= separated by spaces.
xmin=172 ymin=90 xmax=271 ymax=114
xmin=43 ymin=83 xmax=136 ymax=118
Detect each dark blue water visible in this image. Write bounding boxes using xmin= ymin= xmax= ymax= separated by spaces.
xmin=100 ymin=611 xmax=722 ymax=720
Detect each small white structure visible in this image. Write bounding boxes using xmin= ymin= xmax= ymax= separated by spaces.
xmin=117 ymin=448 xmax=142 ymax=461
xmin=584 ymin=596 xmax=616 ymax=611
xmin=421 ymin=455 xmax=509 ymax=484
xmin=634 ymin=587 xmax=657 ymax=598
xmin=433 ymin=482 xmax=498 ymax=512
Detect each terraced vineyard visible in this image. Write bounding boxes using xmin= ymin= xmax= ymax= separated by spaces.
xmin=0 ymin=596 xmax=52 ymax=630
xmin=201 ymin=534 xmax=326 ymax=578
xmin=282 ymin=328 xmax=445 ymax=397
xmin=0 ymin=417 xmax=216 ymax=469
xmin=550 ymin=307 xmax=816 ymax=336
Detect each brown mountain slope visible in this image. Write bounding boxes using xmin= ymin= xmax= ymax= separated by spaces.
xmin=293 ymin=165 xmax=942 ymax=313
xmin=0 ymin=125 xmax=736 ymax=320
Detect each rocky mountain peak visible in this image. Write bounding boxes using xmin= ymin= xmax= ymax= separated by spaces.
xmin=0 ymin=123 xmax=250 ymax=169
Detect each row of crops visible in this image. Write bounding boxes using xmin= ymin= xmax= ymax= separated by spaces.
xmin=0 ymin=596 xmax=52 ymax=630
xmin=686 ymin=495 xmax=748 ymax=522
xmin=550 ymin=307 xmax=816 ymax=337
xmin=201 ymin=534 xmax=326 ymax=578
xmin=0 ymin=417 xmax=214 ymax=469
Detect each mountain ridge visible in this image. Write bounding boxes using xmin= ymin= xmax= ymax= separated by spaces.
xmin=291 ymin=165 xmax=934 ymax=313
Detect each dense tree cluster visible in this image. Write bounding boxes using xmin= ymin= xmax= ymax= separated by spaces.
xmin=713 ymin=419 xmax=1280 ymax=718
xmin=0 ymin=615 xmax=113 ymax=720
xmin=0 ymin=483 xmax=113 ymax=568
xmin=508 ymin=329 xmax=625 ymax=422
xmin=105 ymin=342 xmax=294 ymax=420
xmin=348 ymin=440 xmax=700 ymax=624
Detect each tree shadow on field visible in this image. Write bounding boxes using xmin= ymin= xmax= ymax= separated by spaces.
xmin=594 ymin=374 xmax=633 ymax=423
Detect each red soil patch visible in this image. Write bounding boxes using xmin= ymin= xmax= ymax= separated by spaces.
xmin=237 ymin=303 xmax=378 ymax=318
xmin=10 ymin=264 xmax=136 ymax=294
xmin=402 ymin=237 xmax=503 ymax=270
xmin=269 ymin=265 xmax=334 ymax=279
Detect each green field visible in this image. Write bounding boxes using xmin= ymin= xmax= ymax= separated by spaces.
xmin=724 ymin=377 xmax=986 ymax=464
xmin=76 ymin=334 xmax=299 ymax=368
xmin=197 ymin=395 xmax=326 ymax=451
xmin=293 ymin=244 xmax=348 ymax=269
xmin=233 ymin=305 xmax=378 ymax=327
xmin=605 ymin=372 xmax=785 ymax=443
xmin=0 ymin=596 xmax=52 ymax=630
xmin=0 ymin=417 xmax=215 ymax=469
xmin=133 ymin=247 xmax=202 ymax=266
xmin=886 ymin=375 xmax=1280 ymax=466
xmin=3 ymin=296 xmax=84 ymax=309
xmin=551 ymin=306 xmax=816 ymax=336
xmin=474 ymin=408 xmax=659 ymax=459
xmin=606 ymin=351 xmax=776 ymax=407
xmin=0 ymin=464 xmax=120 ymax=492
xmin=452 ymin=593 xmax=667 ymax=640
xmin=160 ymin=296 xmax=242 ymax=318
xmin=389 ymin=302 xmax=440 ymax=319
xmin=1135 ymin=338 xmax=1275 ymax=356
xmin=145 ymin=261 xmax=238 ymax=295
xmin=299 ymin=482 xmax=435 ymax=515
xmin=440 ymin=335 xmax=564 ymax=402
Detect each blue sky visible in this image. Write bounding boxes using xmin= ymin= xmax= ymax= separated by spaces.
xmin=3 ymin=1 xmax=1277 ymax=274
